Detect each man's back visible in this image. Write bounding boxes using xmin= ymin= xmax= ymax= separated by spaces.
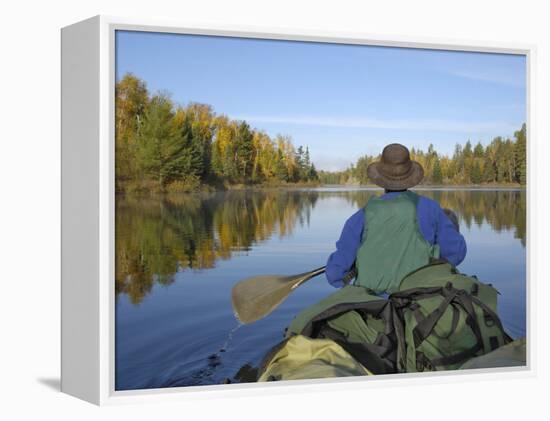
xmin=326 ymin=190 xmax=467 ymax=289
xmin=355 ymin=191 xmax=440 ymax=293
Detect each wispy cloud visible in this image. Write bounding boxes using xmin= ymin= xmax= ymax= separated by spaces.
xmin=449 ymin=70 xmax=525 ymax=87
xmin=233 ymin=114 xmax=518 ymax=134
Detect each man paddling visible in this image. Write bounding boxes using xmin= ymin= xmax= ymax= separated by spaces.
xmin=326 ymin=143 xmax=466 ymax=292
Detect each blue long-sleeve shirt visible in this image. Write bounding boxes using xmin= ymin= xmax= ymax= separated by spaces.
xmin=326 ymin=192 xmax=467 ymax=288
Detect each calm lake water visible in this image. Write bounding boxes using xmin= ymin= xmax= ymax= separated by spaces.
xmin=115 ymin=187 xmax=527 ymax=390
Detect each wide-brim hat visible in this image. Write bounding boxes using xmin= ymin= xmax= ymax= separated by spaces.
xmin=367 ymin=143 xmax=424 ymax=190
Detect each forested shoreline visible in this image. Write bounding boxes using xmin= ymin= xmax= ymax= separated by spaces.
xmin=116 ymin=73 xmax=526 ymax=194
xmin=116 ymin=74 xmax=318 ymax=194
xmin=319 ymin=124 xmax=526 ymax=186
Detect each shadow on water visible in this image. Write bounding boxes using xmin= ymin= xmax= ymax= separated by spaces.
xmin=37 ymin=377 xmax=61 ymax=392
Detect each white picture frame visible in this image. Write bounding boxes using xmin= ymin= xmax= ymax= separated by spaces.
xmin=61 ymin=15 xmax=535 ymax=405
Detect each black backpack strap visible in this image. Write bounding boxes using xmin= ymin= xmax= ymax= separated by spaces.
xmin=412 ymin=287 xmax=458 ymax=348
xmin=431 ymin=303 xmax=460 ymax=341
xmin=408 ymin=300 xmax=459 ymax=341
xmin=390 ymin=304 xmax=407 ymax=372
xmin=452 ymin=291 xmax=485 ymax=350
xmin=411 ymin=288 xmax=488 ymax=369
xmin=470 ymin=295 xmax=507 ymax=335
xmin=317 ymin=325 xmax=396 ymax=374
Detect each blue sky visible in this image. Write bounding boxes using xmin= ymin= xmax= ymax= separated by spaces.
xmin=116 ymin=31 xmax=526 ymax=171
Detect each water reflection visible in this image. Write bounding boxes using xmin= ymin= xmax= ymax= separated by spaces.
xmin=116 ymin=189 xmax=526 ymax=304
xmin=116 ymin=190 xmax=320 ymax=304
xmin=332 ymin=189 xmax=527 ymax=246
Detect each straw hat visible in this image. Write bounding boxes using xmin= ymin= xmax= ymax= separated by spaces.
xmin=367 ymin=143 xmax=424 ymax=190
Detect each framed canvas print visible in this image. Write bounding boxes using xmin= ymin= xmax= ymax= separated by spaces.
xmin=61 ymin=15 xmax=533 ymax=405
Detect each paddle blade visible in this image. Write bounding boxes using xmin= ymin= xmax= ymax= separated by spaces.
xmin=231 ymin=267 xmax=325 ymax=324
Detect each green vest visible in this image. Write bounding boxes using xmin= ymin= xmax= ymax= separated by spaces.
xmin=355 ymin=191 xmax=439 ymax=293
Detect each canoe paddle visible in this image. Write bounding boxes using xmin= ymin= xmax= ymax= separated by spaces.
xmin=231 ymin=266 xmax=326 ymax=324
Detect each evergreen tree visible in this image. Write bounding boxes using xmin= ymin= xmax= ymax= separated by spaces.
xmin=432 ymin=158 xmax=443 ymax=184
xmin=463 ymin=140 xmax=473 ymax=158
xmin=186 ymin=103 xmax=214 ymax=180
xmin=474 ymin=142 xmax=484 ymax=158
xmin=308 ymin=163 xmax=318 ymax=181
xmin=177 ymin=113 xmax=204 ymax=177
xmin=275 ymin=149 xmax=288 ymax=181
xmin=304 ymin=147 xmax=311 ymax=168
xmin=471 ymin=161 xmax=482 ymax=184
xmin=295 ymin=145 xmax=305 ymax=181
xmin=304 ymin=147 xmax=315 ymax=181
xmin=137 ymin=94 xmax=186 ymax=188
xmin=482 ymin=157 xmax=496 ymax=183
xmin=514 ymin=123 xmax=527 ymax=184
xmin=234 ymin=122 xmax=254 ymax=181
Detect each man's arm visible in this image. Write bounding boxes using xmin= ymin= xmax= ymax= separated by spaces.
xmin=436 ymin=206 xmax=467 ymax=266
xmin=325 ymin=209 xmax=364 ymax=288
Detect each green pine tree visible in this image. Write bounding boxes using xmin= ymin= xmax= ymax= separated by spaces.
xmin=137 ymin=94 xmax=185 ymax=188
xmin=474 ymin=142 xmax=484 ymax=158
xmin=514 ymin=123 xmax=527 ymax=185
xmin=432 ymin=158 xmax=443 ymax=184
xmin=275 ymin=149 xmax=288 ymax=181
xmin=234 ymin=122 xmax=254 ymax=181
xmin=471 ymin=161 xmax=482 ymax=184
xmin=482 ymin=157 xmax=496 ymax=183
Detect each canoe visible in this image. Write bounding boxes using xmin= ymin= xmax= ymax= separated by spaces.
xmin=257 ymin=334 xmax=526 ymax=382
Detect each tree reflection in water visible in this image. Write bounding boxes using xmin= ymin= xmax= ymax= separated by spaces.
xmin=116 ymin=189 xmax=525 ymax=304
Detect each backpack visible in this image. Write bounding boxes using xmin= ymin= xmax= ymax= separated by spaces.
xmin=257 ymin=335 xmax=373 ymax=382
xmin=282 ymin=284 xmax=399 ymax=375
xmin=256 ymin=261 xmax=512 ymax=380
xmin=390 ymin=261 xmax=512 ymax=372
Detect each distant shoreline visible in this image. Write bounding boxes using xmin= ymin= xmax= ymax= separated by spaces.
xmin=117 ymin=182 xmax=525 ymax=196
xmin=318 ymin=183 xmax=525 ymax=191
xmin=225 ymin=181 xmax=526 ymax=191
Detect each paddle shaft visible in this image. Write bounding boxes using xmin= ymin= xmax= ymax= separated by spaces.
xmin=290 ymin=266 xmax=326 ymax=290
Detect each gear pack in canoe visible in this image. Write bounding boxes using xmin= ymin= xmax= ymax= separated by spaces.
xmin=256 ymin=261 xmax=523 ymax=381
